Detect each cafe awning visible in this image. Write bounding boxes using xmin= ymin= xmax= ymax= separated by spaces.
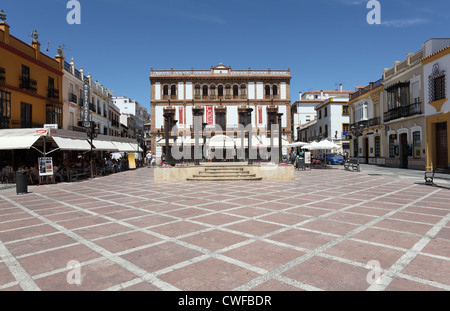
xmin=92 ymin=140 xmax=119 ymax=151
xmin=52 ymin=136 xmax=91 ymax=151
xmin=0 ymin=128 xmax=46 ymax=150
xmin=129 ymin=143 xmax=143 ymax=153
xmin=112 ymin=141 xmax=136 ymax=153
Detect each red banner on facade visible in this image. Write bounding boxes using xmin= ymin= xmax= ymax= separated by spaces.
xmin=178 ymin=107 xmax=184 ymax=125
xmin=206 ymin=106 xmax=214 ymax=125
xmin=258 ymin=106 xmax=263 ymax=125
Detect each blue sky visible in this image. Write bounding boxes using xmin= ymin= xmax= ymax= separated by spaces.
xmin=2 ymin=0 xmax=449 ymax=111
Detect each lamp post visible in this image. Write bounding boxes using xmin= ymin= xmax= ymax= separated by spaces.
xmin=277 ymin=113 xmax=283 ymax=163
xmin=193 ymin=108 xmax=203 ymax=166
xmin=173 ymin=120 xmax=178 ymax=164
xmin=202 ymin=122 xmax=207 ymax=162
xmin=351 ymin=124 xmax=365 ymax=165
xmin=246 ymin=108 xmax=253 ymax=165
xmin=136 ymin=133 xmax=143 ymax=168
xmin=163 ymin=112 xmax=172 ymax=164
xmin=86 ymin=121 xmax=99 ymax=179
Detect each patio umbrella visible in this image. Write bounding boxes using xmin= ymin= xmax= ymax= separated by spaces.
xmin=287 ymin=141 xmax=308 ymax=148
xmin=315 ymin=140 xmax=340 ymax=150
xmin=301 ymin=141 xmax=319 ymax=150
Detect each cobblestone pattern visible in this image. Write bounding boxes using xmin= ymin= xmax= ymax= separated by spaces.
xmin=0 ymin=168 xmax=449 ymax=291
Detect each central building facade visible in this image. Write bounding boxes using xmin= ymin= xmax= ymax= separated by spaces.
xmin=149 ymin=64 xmax=291 ymax=162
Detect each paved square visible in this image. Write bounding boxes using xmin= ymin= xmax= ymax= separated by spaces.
xmin=0 ymin=167 xmax=449 ymax=291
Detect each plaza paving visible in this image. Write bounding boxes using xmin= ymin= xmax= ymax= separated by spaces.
xmin=0 ymin=165 xmax=449 ymax=291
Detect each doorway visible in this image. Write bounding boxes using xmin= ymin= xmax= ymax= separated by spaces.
xmin=364 ymin=138 xmax=369 ymax=164
xmin=436 ymin=122 xmax=448 ymax=168
xmin=400 ymin=133 xmax=408 ymax=169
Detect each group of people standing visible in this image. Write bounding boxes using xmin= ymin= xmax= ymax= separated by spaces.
xmin=145 ymin=151 xmax=157 ymax=167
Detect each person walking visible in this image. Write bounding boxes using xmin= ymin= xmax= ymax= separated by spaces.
xmin=146 ymin=151 xmax=152 ymax=167
xmin=151 ymin=153 xmax=156 ymax=167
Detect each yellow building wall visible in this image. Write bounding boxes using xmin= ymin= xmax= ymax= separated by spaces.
xmin=0 ymin=24 xmax=63 ymax=128
xmin=426 ymin=111 xmax=450 ymax=171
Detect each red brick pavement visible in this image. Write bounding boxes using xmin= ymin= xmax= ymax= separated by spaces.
xmin=0 ymin=167 xmax=449 ymax=291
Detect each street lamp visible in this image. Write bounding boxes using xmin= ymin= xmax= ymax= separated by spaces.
xmin=172 ymin=120 xmax=178 ymax=164
xmin=202 ymin=122 xmax=207 ymax=162
xmin=350 ymin=123 xmax=365 ymax=165
xmin=136 ymin=133 xmax=143 ymax=168
xmin=86 ymin=121 xmax=99 ymax=179
xmin=277 ymin=113 xmax=283 ymax=163
xmin=246 ymin=108 xmax=253 ymax=165
xmin=163 ymin=112 xmax=173 ymax=164
xmin=193 ymin=108 xmax=203 ymax=166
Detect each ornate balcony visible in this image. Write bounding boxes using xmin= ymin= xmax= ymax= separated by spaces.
xmin=47 ymin=88 xmax=59 ymax=100
xmin=19 ymin=76 xmax=37 ymax=93
xmin=384 ymin=101 xmax=422 ymax=123
xmin=0 ymin=67 xmax=5 ymax=84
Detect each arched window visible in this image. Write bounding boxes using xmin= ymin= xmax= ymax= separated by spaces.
xmin=273 ymin=85 xmax=278 ymax=98
xmin=265 ymin=85 xmax=271 ymax=99
xmin=163 ymin=85 xmax=169 ymax=99
xmin=170 ymin=85 xmax=177 ymax=99
xmin=202 ymin=85 xmax=208 ymax=99
xmin=194 ymin=84 xmax=201 ymax=99
xmin=233 ymin=85 xmax=239 ymax=98
xmin=225 ymin=85 xmax=231 ymax=98
xmin=218 ymin=85 xmax=224 ymax=98
xmin=240 ymin=85 xmax=247 ymax=98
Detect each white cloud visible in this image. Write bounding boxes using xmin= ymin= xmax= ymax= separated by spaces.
xmin=381 ymin=18 xmax=430 ymax=27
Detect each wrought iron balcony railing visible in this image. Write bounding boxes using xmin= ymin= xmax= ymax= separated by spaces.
xmin=47 ymin=89 xmax=59 ymax=100
xmin=19 ymin=77 xmax=37 ymax=93
xmin=384 ymin=101 xmax=422 ymax=122
xmin=69 ymin=93 xmax=78 ymax=104
xmin=0 ymin=67 xmax=5 ymax=83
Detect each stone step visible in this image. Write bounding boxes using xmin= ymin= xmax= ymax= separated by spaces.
xmin=194 ymin=173 xmax=257 ymax=178
xmin=200 ymin=170 xmax=250 ymax=175
xmin=187 ymin=177 xmax=262 ymax=182
xmin=204 ymin=168 xmax=245 ymax=171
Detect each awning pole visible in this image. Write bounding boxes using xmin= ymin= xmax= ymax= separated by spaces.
xmin=30 ymin=146 xmax=44 ymax=155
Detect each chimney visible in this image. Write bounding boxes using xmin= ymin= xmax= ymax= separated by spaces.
xmin=339 ymin=84 xmax=343 ymax=92
xmin=320 ymin=90 xmax=324 ymax=100
xmin=299 ymin=92 xmax=302 ymax=101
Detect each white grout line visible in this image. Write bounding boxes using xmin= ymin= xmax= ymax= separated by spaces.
xmin=0 ymin=194 xmax=180 ymax=291
xmin=367 ymin=209 xmax=450 ymax=291
xmin=0 ymin=239 xmax=40 ymax=291
xmin=1 ymin=170 xmax=448 ymax=291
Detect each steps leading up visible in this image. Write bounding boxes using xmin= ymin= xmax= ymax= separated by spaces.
xmin=187 ymin=166 xmax=262 ymax=182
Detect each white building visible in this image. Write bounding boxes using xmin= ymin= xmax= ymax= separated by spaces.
xmin=62 ymin=58 xmax=117 ymax=136
xmin=113 ymin=96 xmax=150 ymax=137
xmin=422 ymin=38 xmax=450 ymax=170
xmin=149 ymin=64 xmax=292 ymax=162
xmin=291 ymin=86 xmax=353 ymax=141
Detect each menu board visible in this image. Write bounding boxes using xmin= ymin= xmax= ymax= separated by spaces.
xmin=38 ymin=157 xmax=54 ymax=177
